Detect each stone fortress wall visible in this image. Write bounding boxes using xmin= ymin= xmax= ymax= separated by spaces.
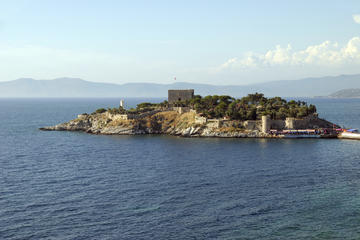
xmin=254 ymin=114 xmax=331 ymax=132
xmin=195 ymin=113 xmax=332 ymax=133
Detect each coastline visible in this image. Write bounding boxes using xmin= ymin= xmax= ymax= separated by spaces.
xmin=40 ymin=110 xmax=338 ymax=139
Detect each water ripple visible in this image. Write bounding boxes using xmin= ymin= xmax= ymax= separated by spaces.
xmin=1 ymin=98 xmax=360 ymax=239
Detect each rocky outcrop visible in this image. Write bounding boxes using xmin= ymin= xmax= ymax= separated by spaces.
xmin=41 ymin=110 xmax=338 ymax=138
xmin=40 ymin=111 xmax=279 ymax=138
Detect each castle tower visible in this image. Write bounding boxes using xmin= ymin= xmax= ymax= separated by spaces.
xmin=285 ymin=117 xmax=295 ymax=129
xmin=261 ymin=115 xmax=270 ymax=133
xmin=168 ymin=89 xmax=194 ymax=104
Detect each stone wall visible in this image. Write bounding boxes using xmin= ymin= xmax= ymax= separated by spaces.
xmin=192 ymin=113 xmax=332 ymax=133
xmin=244 ymin=120 xmax=258 ymax=130
xmin=260 ymin=114 xmax=329 ymax=132
xmin=207 ymin=119 xmax=222 ymax=128
xmin=270 ymin=114 xmax=332 ymax=131
xmin=172 ymin=107 xmax=191 ymax=114
xmin=105 ymin=110 xmax=161 ymax=121
xmin=285 ymin=117 xmax=295 ymax=129
xmin=270 ymin=120 xmax=285 ymax=130
xmin=105 ymin=112 xmax=129 ymax=120
xmin=288 ymin=114 xmax=333 ymax=129
xmin=195 ymin=116 xmax=207 ymax=124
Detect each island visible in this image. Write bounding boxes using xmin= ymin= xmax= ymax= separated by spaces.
xmin=41 ymin=90 xmax=339 ymax=138
xmin=328 ymin=88 xmax=360 ymax=98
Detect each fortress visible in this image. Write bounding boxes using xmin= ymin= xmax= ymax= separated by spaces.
xmin=168 ymin=89 xmax=194 ymax=104
xmin=166 ymin=89 xmax=333 ymax=133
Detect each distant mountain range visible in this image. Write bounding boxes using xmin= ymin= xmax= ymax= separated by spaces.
xmin=329 ymin=88 xmax=360 ymax=98
xmin=1 ymin=74 xmax=360 ymax=98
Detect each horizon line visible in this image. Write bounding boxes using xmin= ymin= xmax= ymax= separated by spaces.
xmin=1 ymin=73 xmax=360 ymax=86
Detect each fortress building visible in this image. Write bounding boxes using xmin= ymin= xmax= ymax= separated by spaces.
xmin=168 ymin=89 xmax=194 ymax=104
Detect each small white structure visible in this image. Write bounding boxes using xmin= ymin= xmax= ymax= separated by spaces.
xmin=120 ymin=100 xmax=124 ymax=108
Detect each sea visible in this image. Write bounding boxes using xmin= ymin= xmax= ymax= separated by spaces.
xmin=1 ymin=98 xmax=360 ymax=240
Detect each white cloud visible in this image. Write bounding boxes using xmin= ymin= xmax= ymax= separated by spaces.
xmin=218 ymin=57 xmax=238 ymax=70
xmin=353 ymin=14 xmax=360 ymax=24
xmin=218 ymin=37 xmax=360 ymax=71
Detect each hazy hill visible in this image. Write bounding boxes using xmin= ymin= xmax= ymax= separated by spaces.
xmin=329 ymin=88 xmax=360 ymax=98
xmin=1 ymin=74 xmax=360 ymax=98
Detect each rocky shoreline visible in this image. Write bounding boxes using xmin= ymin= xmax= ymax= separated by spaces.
xmin=40 ymin=111 xmax=280 ymax=138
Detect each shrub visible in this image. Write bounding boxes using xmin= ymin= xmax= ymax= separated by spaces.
xmin=108 ymin=107 xmax=126 ymax=114
xmin=95 ymin=108 xmax=106 ymax=114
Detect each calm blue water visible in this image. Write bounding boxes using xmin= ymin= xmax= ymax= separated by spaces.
xmin=1 ymin=98 xmax=360 ymax=240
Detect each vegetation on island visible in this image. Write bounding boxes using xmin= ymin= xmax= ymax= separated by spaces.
xmin=92 ymin=102 xmax=165 ymax=115
xmin=93 ymin=93 xmax=317 ymax=121
xmin=184 ymin=93 xmax=317 ymax=120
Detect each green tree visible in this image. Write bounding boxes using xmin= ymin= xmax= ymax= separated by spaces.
xmin=214 ymin=102 xmax=227 ymax=118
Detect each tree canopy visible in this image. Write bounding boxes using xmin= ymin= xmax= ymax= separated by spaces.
xmin=174 ymin=93 xmax=317 ymax=120
xmin=94 ymin=93 xmax=317 ymax=121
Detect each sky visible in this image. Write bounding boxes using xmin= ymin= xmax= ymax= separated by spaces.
xmin=0 ymin=0 xmax=359 ymax=85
